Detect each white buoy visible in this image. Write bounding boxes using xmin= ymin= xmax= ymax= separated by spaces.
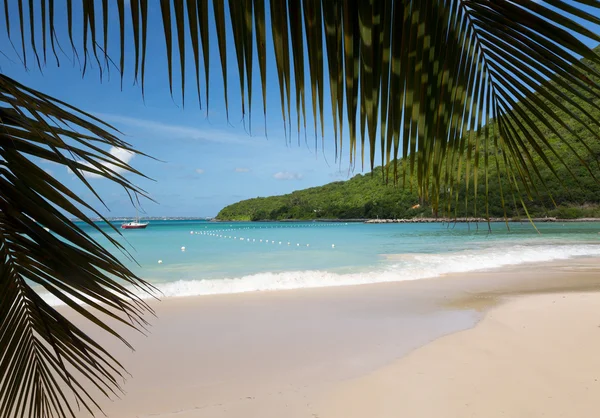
xmin=181 ymin=246 xmax=186 ymax=251
xmin=158 ymin=260 xmax=163 ymax=264
xmin=272 ymin=240 xmax=275 ymax=244
xmin=260 ymin=239 xmax=263 ymax=242
xmin=297 ymin=243 xmax=300 ymax=246
xmin=288 ymin=242 xmax=290 ymax=245
xmin=306 ymin=244 xmax=309 ymax=247
xmin=279 ymin=241 xmax=282 ymax=245
xmin=190 ymin=231 xmax=194 ymax=234
xmin=332 ymin=244 xmax=335 ymax=248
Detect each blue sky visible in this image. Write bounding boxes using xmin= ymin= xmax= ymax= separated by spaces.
xmin=2 ymin=1 xmax=356 ymax=218
xmin=1 ymin=1 xmax=599 ymax=217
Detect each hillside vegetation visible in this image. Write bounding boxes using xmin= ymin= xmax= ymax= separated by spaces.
xmin=217 ymin=46 xmax=600 ymax=222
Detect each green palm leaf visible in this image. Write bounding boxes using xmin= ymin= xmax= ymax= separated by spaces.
xmin=0 ymin=74 xmax=155 ymax=417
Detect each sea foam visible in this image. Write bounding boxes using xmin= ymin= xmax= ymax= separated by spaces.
xmin=41 ymin=243 xmax=600 ymax=306
xmin=156 ymin=244 xmax=600 ymax=297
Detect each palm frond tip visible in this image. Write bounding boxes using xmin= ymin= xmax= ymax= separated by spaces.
xmin=0 ymin=73 xmax=155 ymax=417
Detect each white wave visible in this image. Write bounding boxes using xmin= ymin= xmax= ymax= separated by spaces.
xmin=42 ymin=244 xmax=600 ymax=306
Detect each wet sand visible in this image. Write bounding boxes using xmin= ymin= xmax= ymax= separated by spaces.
xmin=64 ymin=257 xmax=600 ymax=417
xmin=321 ymin=291 xmax=600 ymax=418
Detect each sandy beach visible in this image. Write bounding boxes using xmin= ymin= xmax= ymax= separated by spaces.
xmin=64 ymin=257 xmax=600 ymax=418
xmin=321 ymin=291 xmax=600 ymax=418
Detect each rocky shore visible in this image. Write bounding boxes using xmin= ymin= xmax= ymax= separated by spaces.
xmin=364 ymin=217 xmax=600 ymax=223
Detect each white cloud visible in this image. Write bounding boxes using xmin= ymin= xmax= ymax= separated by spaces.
xmin=69 ymin=146 xmax=135 ymax=179
xmin=109 ymin=147 xmax=135 ymax=166
xmin=94 ymin=113 xmax=265 ymax=146
xmin=235 ymin=167 xmax=251 ymax=173
xmin=195 ymin=168 xmax=205 ymax=174
xmin=273 ymin=171 xmax=303 ymax=180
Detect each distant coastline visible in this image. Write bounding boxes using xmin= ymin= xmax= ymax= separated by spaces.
xmin=212 ymin=217 xmax=600 ymax=223
xmin=74 ymin=216 xmax=600 ymax=224
xmin=364 ymin=217 xmax=600 ymax=223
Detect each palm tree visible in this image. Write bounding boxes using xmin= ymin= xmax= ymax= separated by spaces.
xmin=1 ymin=1 xmax=599 ymax=416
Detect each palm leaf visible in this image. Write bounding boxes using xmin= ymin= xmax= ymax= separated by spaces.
xmin=0 ymin=74 xmax=155 ymax=418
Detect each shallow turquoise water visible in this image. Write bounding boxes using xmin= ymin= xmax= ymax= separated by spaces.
xmin=46 ymin=219 xmax=599 ymax=303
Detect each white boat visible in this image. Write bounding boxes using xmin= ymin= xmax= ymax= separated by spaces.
xmin=121 ymin=208 xmax=149 ymax=229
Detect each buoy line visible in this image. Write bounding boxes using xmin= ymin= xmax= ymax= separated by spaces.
xmin=189 ymin=229 xmax=332 ymax=250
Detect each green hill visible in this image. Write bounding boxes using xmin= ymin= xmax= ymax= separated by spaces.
xmin=217 ymin=165 xmax=429 ymax=221
xmin=217 ymin=46 xmax=600 ymax=222
xmin=216 ymin=149 xmax=600 ymax=221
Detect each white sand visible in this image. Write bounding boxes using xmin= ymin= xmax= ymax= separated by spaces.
xmin=62 ymin=257 xmax=600 ymax=417
xmin=320 ymin=292 xmax=600 ymax=418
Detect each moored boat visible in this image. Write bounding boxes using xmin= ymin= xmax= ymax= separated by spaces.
xmin=121 ymin=208 xmax=149 ymax=229
xmin=121 ymin=221 xmax=148 ymax=229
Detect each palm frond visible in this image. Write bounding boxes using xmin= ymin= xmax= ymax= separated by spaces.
xmin=1 ymin=1 xmax=600 ymax=417
xmin=3 ymin=1 xmax=599 ymax=216
xmin=0 ymin=74 xmax=155 ymax=417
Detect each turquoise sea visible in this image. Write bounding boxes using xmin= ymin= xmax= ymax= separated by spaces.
xmin=44 ymin=220 xmax=600 ymax=305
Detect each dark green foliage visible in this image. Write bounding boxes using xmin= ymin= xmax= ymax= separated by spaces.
xmin=0 ymin=75 xmax=154 ymax=418
xmin=217 ymin=166 xmax=427 ymax=221
xmin=218 ymin=45 xmax=600 ymax=222
xmin=216 ymin=145 xmax=600 ymax=220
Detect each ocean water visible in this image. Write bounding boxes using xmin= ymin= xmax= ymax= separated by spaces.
xmin=43 ymin=220 xmax=600 ymax=304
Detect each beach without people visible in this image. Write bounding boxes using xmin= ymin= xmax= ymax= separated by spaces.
xmin=44 ymin=219 xmax=600 ymax=418
xmin=3 ymin=2 xmax=600 ymax=418
xmin=60 ymin=247 xmax=600 ymax=418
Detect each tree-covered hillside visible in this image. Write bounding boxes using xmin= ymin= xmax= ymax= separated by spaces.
xmin=217 ymin=165 xmax=429 ymax=221
xmin=216 ymin=147 xmax=600 ymax=221
xmin=218 ymin=46 xmax=600 ymax=222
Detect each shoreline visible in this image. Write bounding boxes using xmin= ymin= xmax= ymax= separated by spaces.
xmin=212 ymin=217 xmax=600 ymax=223
xmin=364 ymin=216 xmax=600 ymax=223
xmin=320 ymin=291 xmax=600 ymax=418
xmin=318 ymin=257 xmax=600 ymax=417
xmin=63 ymin=256 xmax=600 ymax=417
